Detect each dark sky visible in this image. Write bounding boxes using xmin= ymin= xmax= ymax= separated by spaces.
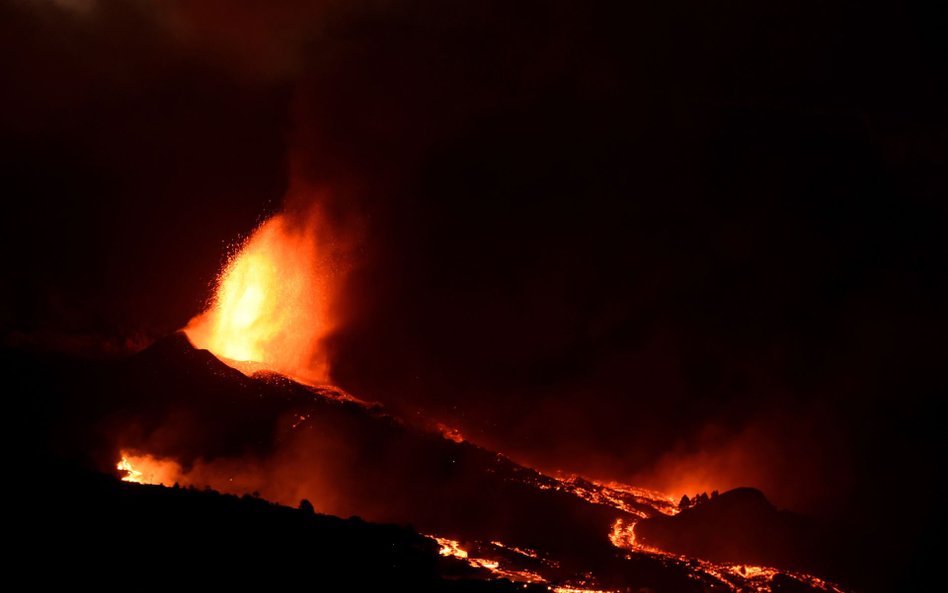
xmin=2 ymin=0 xmax=945 ymax=520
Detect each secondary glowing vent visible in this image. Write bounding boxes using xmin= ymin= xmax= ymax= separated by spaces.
xmin=116 ymin=451 xmax=182 ymax=486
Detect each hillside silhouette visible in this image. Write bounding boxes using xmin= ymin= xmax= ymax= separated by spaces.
xmin=27 ymin=459 xmax=541 ymax=591
xmin=5 ymin=334 xmax=897 ymax=592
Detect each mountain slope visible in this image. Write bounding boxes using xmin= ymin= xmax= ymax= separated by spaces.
xmin=8 ymin=334 xmax=856 ymax=592
xmin=25 ymin=460 xmax=542 ymax=591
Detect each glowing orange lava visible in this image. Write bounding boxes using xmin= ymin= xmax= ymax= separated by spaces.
xmin=116 ymin=455 xmax=143 ymax=483
xmin=116 ymin=451 xmax=183 ymax=486
xmin=184 ymin=210 xmax=339 ymax=384
xmin=436 ymin=422 xmax=465 ymax=443
xmin=606 ymin=515 xmax=847 ymax=593
xmin=434 ymin=536 xmax=469 ymax=559
xmin=431 ymin=536 xmax=547 ymax=584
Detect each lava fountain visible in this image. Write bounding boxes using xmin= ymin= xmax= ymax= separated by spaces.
xmin=184 ymin=209 xmax=340 ymax=384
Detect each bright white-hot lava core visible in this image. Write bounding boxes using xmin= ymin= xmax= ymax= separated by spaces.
xmin=184 ymin=210 xmax=337 ymax=384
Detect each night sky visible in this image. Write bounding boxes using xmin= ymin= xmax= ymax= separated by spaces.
xmin=2 ymin=0 xmax=945 ymax=534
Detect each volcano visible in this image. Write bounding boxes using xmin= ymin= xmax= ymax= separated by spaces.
xmin=10 ymin=333 xmax=860 ymax=592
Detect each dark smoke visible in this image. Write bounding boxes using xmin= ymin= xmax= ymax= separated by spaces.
xmin=2 ymin=0 xmax=946 ymax=539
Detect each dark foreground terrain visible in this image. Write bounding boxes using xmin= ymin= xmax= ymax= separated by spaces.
xmin=638 ymin=488 xmax=843 ymax=577
xmin=23 ymin=459 xmax=538 ymax=591
xmin=6 ymin=335 xmax=932 ymax=592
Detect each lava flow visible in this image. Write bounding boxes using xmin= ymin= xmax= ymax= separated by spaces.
xmin=432 ymin=536 xmax=547 ymax=585
xmin=520 ymin=470 xmax=849 ymax=592
xmin=605 ymin=506 xmax=847 ymax=593
xmin=184 ymin=210 xmax=339 ymax=384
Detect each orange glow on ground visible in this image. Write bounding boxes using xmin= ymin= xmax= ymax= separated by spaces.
xmin=436 ymin=422 xmax=465 ymax=443
xmin=184 ymin=210 xmax=339 ymax=384
xmin=116 ymin=451 xmax=183 ymax=486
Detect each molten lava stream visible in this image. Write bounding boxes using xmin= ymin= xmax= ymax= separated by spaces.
xmin=608 ymin=516 xmax=847 ymax=593
xmin=184 ymin=211 xmax=338 ymax=385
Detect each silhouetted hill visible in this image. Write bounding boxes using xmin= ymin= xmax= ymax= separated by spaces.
xmin=25 ymin=460 xmax=540 ymax=591
xmin=5 ymin=335 xmax=870 ymax=592
xmin=637 ymin=487 xmax=856 ymax=583
xmin=65 ymin=335 xmax=651 ymax=562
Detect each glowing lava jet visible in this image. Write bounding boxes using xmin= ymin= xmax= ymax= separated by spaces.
xmin=184 ymin=210 xmax=338 ymax=384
